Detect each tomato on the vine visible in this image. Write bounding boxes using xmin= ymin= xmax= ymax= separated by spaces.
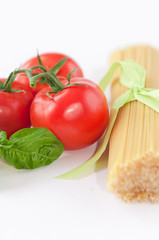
xmin=0 ymin=76 xmax=33 ymax=137
xmin=30 ymin=77 xmax=109 ymax=150
xmin=15 ymin=53 xmax=83 ymax=95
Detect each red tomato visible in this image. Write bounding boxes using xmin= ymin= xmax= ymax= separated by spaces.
xmin=15 ymin=53 xmax=83 ymax=95
xmin=30 ymin=78 xmax=109 ymax=150
xmin=0 ymin=79 xmax=33 ymax=137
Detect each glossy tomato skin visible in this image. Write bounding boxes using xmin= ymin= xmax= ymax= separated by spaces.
xmin=15 ymin=53 xmax=83 ymax=95
xmin=30 ymin=78 xmax=109 ymax=150
xmin=0 ymin=79 xmax=33 ymax=137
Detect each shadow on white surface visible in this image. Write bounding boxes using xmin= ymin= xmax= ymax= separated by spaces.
xmin=0 ymin=142 xmax=98 ymax=191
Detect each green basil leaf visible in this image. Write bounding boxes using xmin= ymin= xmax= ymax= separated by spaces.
xmin=0 ymin=130 xmax=12 ymax=158
xmin=3 ymin=128 xmax=64 ymax=169
xmin=0 ymin=130 xmax=12 ymax=148
xmin=0 ymin=130 xmax=7 ymax=142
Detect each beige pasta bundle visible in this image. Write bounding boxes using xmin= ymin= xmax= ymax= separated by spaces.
xmin=107 ymin=46 xmax=159 ymax=202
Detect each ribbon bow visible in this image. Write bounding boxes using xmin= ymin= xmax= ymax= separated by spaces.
xmin=56 ymin=60 xmax=159 ymax=179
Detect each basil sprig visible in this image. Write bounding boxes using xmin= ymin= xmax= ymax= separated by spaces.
xmin=0 ymin=128 xmax=64 ymax=169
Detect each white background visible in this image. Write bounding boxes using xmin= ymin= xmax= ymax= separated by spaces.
xmin=0 ymin=0 xmax=159 ymax=239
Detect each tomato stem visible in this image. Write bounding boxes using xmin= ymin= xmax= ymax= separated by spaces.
xmin=27 ymin=67 xmax=88 ymax=98
xmin=67 ymin=68 xmax=79 ymax=84
xmin=0 ymin=72 xmax=24 ymax=93
xmin=15 ymin=65 xmax=47 ymax=88
xmin=2 ymin=72 xmax=16 ymax=92
xmin=30 ymin=72 xmax=65 ymax=90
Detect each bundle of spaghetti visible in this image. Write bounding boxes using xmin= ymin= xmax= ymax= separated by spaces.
xmin=107 ymin=46 xmax=159 ymax=202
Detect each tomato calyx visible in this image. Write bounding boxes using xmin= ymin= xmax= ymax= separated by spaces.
xmin=30 ymin=68 xmax=88 ymax=98
xmin=37 ymin=52 xmax=68 ymax=75
xmin=0 ymin=72 xmax=24 ymax=93
xmin=15 ymin=55 xmax=68 ymax=89
xmin=15 ymin=65 xmax=47 ymax=86
xmin=37 ymin=53 xmax=68 ymax=84
xmin=31 ymin=72 xmax=65 ymax=92
xmin=13 ymin=54 xmax=86 ymax=98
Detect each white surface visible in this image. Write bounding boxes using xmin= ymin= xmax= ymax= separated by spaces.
xmin=1 ymin=0 xmax=159 ymax=239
